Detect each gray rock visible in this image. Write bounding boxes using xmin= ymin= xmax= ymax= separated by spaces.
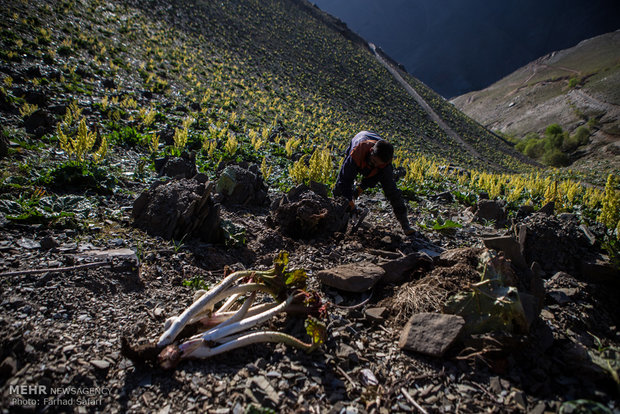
xmin=379 ymin=252 xmax=433 ymax=284
xmin=40 ymin=236 xmax=59 ymax=250
xmin=317 ymin=263 xmax=385 ymax=292
xmin=365 ymin=307 xmax=387 ymax=323
xmin=336 ymin=344 xmax=358 ymax=362
xmin=247 ymin=376 xmax=279 ymax=408
xmin=359 ymin=368 xmax=378 ymax=387
xmin=579 ymin=224 xmax=596 ymax=245
xmin=483 ymin=235 xmax=527 ymax=270
xmin=80 ymin=248 xmax=137 ymax=264
xmin=530 ymin=402 xmax=546 ymax=414
xmin=398 ymin=313 xmax=465 ymax=357
xmin=548 ymin=289 xmax=577 ymax=304
xmin=17 ymin=238 xmax=41 ymax=250
xmin=90 ymin=359 xmax=110 ymax=370
xmin=489 ymin=376 xmax=501 ymax=394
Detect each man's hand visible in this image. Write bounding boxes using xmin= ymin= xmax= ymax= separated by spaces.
xmin=355 ymin=186 xmax=363 ymax=199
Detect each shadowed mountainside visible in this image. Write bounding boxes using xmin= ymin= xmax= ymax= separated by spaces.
xmin=451 ymin=30 xmax=620 ymax=175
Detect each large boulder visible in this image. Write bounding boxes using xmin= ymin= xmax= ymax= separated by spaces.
xmin=270 ymin=183 xmax=348 ymax=239
xmin=132 ymin=176 xmax=222 ymax=242
xmin=154 ymin=152 xmax=197 ymax=179
xmin=473 ymin=199 xmax=506 ymax=227
xmin=23 ymin=109 xmax=55 ymax=138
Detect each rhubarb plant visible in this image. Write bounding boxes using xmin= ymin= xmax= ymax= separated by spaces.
xmin=157 ymin=252 xmax=326 ymax=369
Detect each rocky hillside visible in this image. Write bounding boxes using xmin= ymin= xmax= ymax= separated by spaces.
xmin=451 ymin=30 xmax=620 ymax=175
xmin=0 ymin=0 xmax=619 ymax=413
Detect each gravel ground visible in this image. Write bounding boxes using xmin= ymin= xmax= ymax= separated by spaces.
xmin=1 ymin=192 xmax=618 ymax=413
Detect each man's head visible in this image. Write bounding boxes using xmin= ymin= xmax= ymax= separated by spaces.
xmin=369 ymin=140 xmax=393 ymax=169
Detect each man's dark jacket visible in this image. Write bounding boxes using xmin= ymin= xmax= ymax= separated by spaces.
xmin=333 ymin=131 xmax=408 ymax=224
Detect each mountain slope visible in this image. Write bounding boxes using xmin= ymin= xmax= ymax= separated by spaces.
xmin=1 ymin=2 xmax=619 ymax=413
xmin=127 ymin=0 xmax=531 ymax=172
xmin=451 ymin=30 xmax=620 ymax=173
xmin=0 ymin=0 xmax=531 ymax=174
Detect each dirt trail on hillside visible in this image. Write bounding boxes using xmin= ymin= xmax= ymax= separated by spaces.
xmin=369 ymin=43 xmax=496 ymax=167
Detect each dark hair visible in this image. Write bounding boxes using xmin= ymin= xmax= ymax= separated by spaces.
xmin=371 ymin=140 xmax=394 ymax=163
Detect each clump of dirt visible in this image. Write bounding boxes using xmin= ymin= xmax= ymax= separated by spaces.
xmin=215 ymin=163 xmax=269 ymax=206
xmin=520 ymin=212 xmax=595 ymax=275
xmin=132 ymin=175 xmax=222 ymax=242
xmin=154 ymin=152 xmax=197 ymax=179
xmin=270 ymin=183 xmax=349 ymax=239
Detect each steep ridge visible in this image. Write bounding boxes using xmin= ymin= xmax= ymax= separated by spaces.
xmin=370 ymin=43 xmax=494 ymax=169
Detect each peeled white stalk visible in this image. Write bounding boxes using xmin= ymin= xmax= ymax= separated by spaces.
xmin=214 ymin=293 xmax=241 ymax=314
xmin=196 ymin=302 xmax=278 ymax=328
xmin=158 ymin=270 xmax=256 ymax=346
xmin=216 ymin=291 xmax=256 ymax=329
xmin=185 ymin=284 xmax=269 ymax=326
xmin=188 ymin=295 xmax=294 ymax=344
xmin=181 ymin=330 xmax=315 ymax=359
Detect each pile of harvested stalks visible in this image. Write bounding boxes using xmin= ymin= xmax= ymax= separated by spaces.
xmin=152 ymin=252 xmax=326 ymax=369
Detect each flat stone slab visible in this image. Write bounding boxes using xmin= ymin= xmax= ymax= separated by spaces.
xmin=399 ymin=313 xmax=465 ymax=357
xmin=317 ymin=263 xmax=385 ymax=293
xmin=483 ymin=235 xmax=527 ymax=270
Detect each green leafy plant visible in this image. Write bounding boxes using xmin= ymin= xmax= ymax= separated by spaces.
xmin=39 ymin=161 xmax=117 ymax=194
xmin=221 ymin=220 xmax=246 ymax=247
xmin=444 ymin=251 xmax=529 ymax=335
xmin=246 ymin=405 xmax=276 ymax=414
xmin=559 ymin=400 xmax=613 ymax=414
xmin=19 ymin=102 xmax=38 ymax=118
xmin=109 ymin=126 xmax=145 ymax=148
xmin=182 ymin=276 xmax=210 ymax=291
xmin=57 ymin=118 xmax=107 ymax=165
xmin=419 ymin=217 xmax=462 ymax=232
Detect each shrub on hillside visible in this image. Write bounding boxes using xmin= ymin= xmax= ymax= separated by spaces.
xmin=563 ymin=126 xmax=590 ymax=152
xmin=515 ymin=124 xmax=590 ymax=166
xmin=542 ymin=148 xmax=570 ymax=167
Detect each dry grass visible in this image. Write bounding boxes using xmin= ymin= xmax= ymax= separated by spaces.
xmin=387 ymin=261 xmax=481 ymax=325
xmin=389 ymin=273 xmax=463 ymax=324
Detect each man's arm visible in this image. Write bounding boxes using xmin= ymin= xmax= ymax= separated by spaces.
xmin=378 ymin=165 xmax=412 ymax=232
